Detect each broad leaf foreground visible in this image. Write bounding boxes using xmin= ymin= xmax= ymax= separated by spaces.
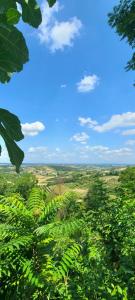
xmin=0 ymin=109 xmax=24 ymax=172
xmin=0 ymin=0 xmax=55 ymax=171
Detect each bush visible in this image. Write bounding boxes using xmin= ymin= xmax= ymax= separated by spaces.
xmin=14 ymin=173 xmax=38 ymax=199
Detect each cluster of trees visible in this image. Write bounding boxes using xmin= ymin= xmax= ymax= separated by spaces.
xmin=0 ymin=167 xmax=135 ymax=299
xmin=0 ymin=173 xmax=37 ymax=198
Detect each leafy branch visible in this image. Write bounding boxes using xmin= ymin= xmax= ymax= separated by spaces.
xmin=0 ymin=0 xmax=56 ymax=171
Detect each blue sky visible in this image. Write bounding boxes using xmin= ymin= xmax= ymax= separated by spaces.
xmin=1 ymin=0 xmax=135 ymax=164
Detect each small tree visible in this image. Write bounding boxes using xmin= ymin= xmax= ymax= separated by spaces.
xmin=14 ymin=173 xmax=38 ymax=199
xmin=118 ymin=167 xmax=135 ymax=195
xmin=85 ymin=174 xmax=108 ymax=211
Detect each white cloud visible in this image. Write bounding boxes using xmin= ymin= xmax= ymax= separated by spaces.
xmin=94 ymin=112 xmax=135 ymax=133
xmin=26 ymin=146 xmax=76 ymax=163
xmin=77 ymin=75 xmax=99 ymax=93
xmin=28 ymin=146 xmax=48 ymax=153
xmin=79 ymin=112 xmax=135 ymax=133
xmin=56 ymin=147 xmax=61 ymax=152
xmin=20 ymin=143 xmax=135 ymax=164
xmin=86 ymin=145 xmax=109 ymax=152
xmin=79 ymin=117 xmax=98 ymax=128
xmin=38 ymin=1 xmax=82 ymax=52
xmin=125 ymin=139 xmax=135 ymax=146
xmin=61 ymin=84 xmax=67 ymax=88
xmin=82 ymin=145 xmax=132 ymax=162
xmin=70 ymin=132 xmax=89 ymax=144
xmin=22 ymin=122 xmax=45 ymax=136
xmin=122 ymin=129 xmax=135 ymax=136
xmin=50 ymin=18 xmax=82 ymax=51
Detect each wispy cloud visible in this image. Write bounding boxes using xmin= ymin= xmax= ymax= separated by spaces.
xmin=122 ymin=129 xmax=135 ymax=136
xmin=79 ymin=112 xmax=135 ymax=134
xmin=94 ymin=112 xmax=135 ymax=133
xmin=77 ymin=75 xmax=99 ymax=93
xmin=38 ymin=1 xmax=82 ymax=52
xmin=60 ymin=84 xmax=67 ymax=88
xmin=125 ymin=139 xmax=135 ymax=145
xmin=25 ymin=144 xmax=133 ymax=164
xmin=22 ymin=122 xmax=45 ymax=136
xmin=70 ymin=132 xmax=89 ymax=144
xmin=28 ymin=146 xmax=48 ymax=153
xmin=82 ymin=145 xmax=132 ymax=162
xmin=79 ymin=117 xmax=98 ymax=128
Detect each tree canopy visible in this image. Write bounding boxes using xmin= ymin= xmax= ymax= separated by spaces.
xmin=108 ymin=0 xmax=135 ymax=74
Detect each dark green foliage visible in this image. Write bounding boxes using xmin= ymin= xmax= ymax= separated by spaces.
xmin=0 ymin=0 xmax=43 ymax=170
xmin=0 ymin=109 xmax=24 ymax=172
xmin=0 ymin=0 xmax=42 ymax=83
xmin=0 ymin=0 xmax=57 ymax=170
xmin=14 ymin=173 xmax=38 ymax=199
xmin=108 ymin=0 xmax=135 ymax=79
xmin=118 ymin=166 xmax=135 ymax=195
xmin=0 ymin=23 xmax=28 ymax=83
xmin=47 ymin=0 xmax=57 ymax=7
xmin=18 ymin=0 xmax=42 ymax=28
xmin=0 ymin=176 xmax=7 ymax=195
xmin=0 ymin=167 xmax=135 ymax=299
xmin=0 ymin=190 xmax=83 ymax=299
xmin=82 ymin=172 xmax=135 ymax=299
xmin=85 ymin=174 xmax=108 ymax=211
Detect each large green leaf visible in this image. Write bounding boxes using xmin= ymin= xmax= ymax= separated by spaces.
xmin=47 ymin=0 xmax=56 ymax=7
xmin=17 ymin=0 xmax=42 ymax=28
xmin=0 ymin=109 xmax=24 ymax=141
xmin=6 ymin=8 xmax=21 ymax=25
xmin=0 ymin=125 xmax=24 ymax=173
xmin=0 ymin=109 xmax=24 ymax=172
xmin=0 ymin=0 xmax=16 ymax=14
xmin=0 ymin=23 xmax=29 ymax=83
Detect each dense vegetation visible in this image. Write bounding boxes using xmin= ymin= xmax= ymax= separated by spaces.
xmin=0 ymin=166 xmax=135 ymax=299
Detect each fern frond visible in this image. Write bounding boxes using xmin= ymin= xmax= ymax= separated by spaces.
xmin=0 ymin=235 xmax=32 ymax=254
xmin=0 ymin=223 xmax=16 ymax=240
xmin=0 ymin=203 xmax=33 ymax=224
xmin=0 ymin=194 xmax=26 ymax=210
xmin=22 ymin=259 xmax=43 ymax=288
xmin=28 ymin=188 xmax=45 ymax=216
xmin=39 ymin=192 xmax=77 ymax=222
xmin=36 ymin=219 xmax=84 ymax=238
xmin=40 ymin=243 xmax=81 ymax=284
xmin=58 ymin=243 xmax=81 ymax=278
xmin=41 ymin=254 xmax=55 ymax=279
xmin=52 ymin=243 xmax=82 ymax=280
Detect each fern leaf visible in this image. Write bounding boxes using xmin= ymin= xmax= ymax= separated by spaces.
xmin=22 ymin=259 xmax=43 ymax=288
xmin=54 ymin=243 xmax=82 ymax=280
xmin=0 ymin=235 xmax=32 ymax=254
xmin=0 ymin=203 xmax=33 ymax=224
xmin=36 ymin=219 xmax=84 ymax=237
xmin=0 ymin=194 xmax=26 ymax=210
xmin=39 ymin=192 xmax=77 ymax=222
xmin=28 ymin=188 xmax=45 ymax=216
